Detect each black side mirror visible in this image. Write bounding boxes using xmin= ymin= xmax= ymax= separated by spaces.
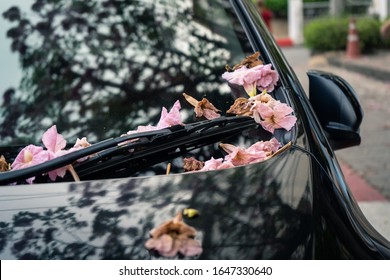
xmin=308 ymin=70 xmax=363 ymax=150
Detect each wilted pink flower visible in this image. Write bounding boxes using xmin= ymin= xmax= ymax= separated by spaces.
xmin=156 ymin=100 xmax=183 ymax=129
xmin=72 ymin=137 xmax=91 ymax=149
xmin=249 ymin=90 xmax=275 ymax=104
xmin=42 ymin=125 xmax=69 ymax=181
xmin=256 ymin=64 xmax=279 ymax=92
xmin=222 ymin=66 xmax=259 ymax=97
xmin=247 ymin=138 xmax=281 ymax=155
xmin=196 ymin=138 xmax=284 ymax=172
xmin=67 ymin=137 xmax=92 ymax=162
xmin=145 ymin=212 xmax=202 ymax=257
xmin=11 ymin=145 xmax=49 ymax=184
xmin=222 ymin=64 xmax=279 ymax=97
xmin=200 ymin=157 xmax=224 ymax=171
xmin=220 ymin=143 xmax=268 ymax=166
xmin=127 ymin=124 xmax=156 ymax=134
xmin=252 ymin=101 xmax=297 ymax=133
xmin=217 ymin=160 xmax=236 ymax=170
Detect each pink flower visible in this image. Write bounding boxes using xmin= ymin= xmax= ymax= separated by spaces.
xmin=196 ymin=138 xmax=283 ymax=172
xmin=11 ymin=145 xmax=49 ymax=184
xmin=222 ymin=66 xmax=259 ymax=97
xmin=200 ymin=157 xmax=224 ymax=171
xmin=42 ymin=125 xmax=69 ymax=181
xmin=256 ymin=64 xmax=279 ymax=92
xmin=127 ymin=100 xmax=183 ymax=134
xmin=217 ymin=160 xmax=236 ymax=170
xmin=222 ymin=64 xmax=279 ymax=97
xmin=249 ymin=90 xmax=275 ymax=104
xmin=252 ymin=101 xmax=297 ymax=133
xmin=42 ymin=125 xmax=67 ymax=154
xmin=72 ymin=137 xmax=91 ymax=149
xmin=127 ymin=124 xmax=156 ymax=134
xmin=212 ymin=138 xmax=282 ymax=167
xmin=68 ymin=137 xmax=91 ymax=162
xmin=247 ymin=138 xmax=281 ymax=155
xmin=220 ymin=143 xmax=268 ymax=166
xmin=156 ymin=100 xmax=183 ymax=129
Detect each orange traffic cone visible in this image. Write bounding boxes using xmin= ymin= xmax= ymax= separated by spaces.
xmin=346 ymin=17 xmax=360 ymax=59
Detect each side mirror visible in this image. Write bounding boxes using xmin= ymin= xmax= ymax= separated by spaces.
xmin=308 ymin=70 xmax=363 ymax=150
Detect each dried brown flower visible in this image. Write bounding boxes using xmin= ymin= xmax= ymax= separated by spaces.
xmin=226 ymin=97 xmax=254 ymax=116
xmin=145 ymin=212 xmax=203 ymax=257
xmin=183 ymin=93 xmax=221 ymax=120
xmin=183 ymin=157 xmax=205 ymax=172
xmin=225 ymin=51 xmax=263 ymax=72
xmin=0 ymin=155 xmax=10 ymax=172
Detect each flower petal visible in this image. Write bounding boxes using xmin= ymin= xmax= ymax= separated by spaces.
xmin=42 ymin=125 xmax=67 ymax=153
xmin=156 ymin=100 xmax=182 ymax=129
xmin=179 ymin=239 xmax=203 ymax=257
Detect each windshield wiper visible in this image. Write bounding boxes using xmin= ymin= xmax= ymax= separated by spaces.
xmin=0 ymin=116 xmax=258 ymax=185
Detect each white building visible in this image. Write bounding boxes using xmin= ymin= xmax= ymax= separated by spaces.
xmin=288 ymin=0 xmax=390 ymax=45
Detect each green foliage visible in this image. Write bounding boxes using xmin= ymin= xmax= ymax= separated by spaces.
xmin=304 ymin=17 xmax=348 ymax=52
xmin=304 ymin=17 xmax=389 ymax=53
xmin=356 ymin=17 xmax=382 ymax=52
xmin=265 ymin=0 xmax=288 ymax=18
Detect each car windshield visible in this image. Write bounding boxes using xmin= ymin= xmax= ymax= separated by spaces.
xmin=1 ymin=0 xmax=252 ymax=145
xmin=0 ymin=0 xmax=296 ymax=183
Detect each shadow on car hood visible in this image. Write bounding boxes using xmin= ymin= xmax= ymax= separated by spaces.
xmin=0 ymin=148 xmax=313 ymax=259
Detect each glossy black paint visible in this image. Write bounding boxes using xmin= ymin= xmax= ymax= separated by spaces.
xmin=0 ymin=148 xmax=313 ymax=259
xmin=0 ymin=0 xmax=389 ymax=260
xmin=235 ymin=0 xmax=390 ymax=258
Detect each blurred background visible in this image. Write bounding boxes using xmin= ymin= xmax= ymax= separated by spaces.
xmin=254 ymin=0 xmax=390 ymax=49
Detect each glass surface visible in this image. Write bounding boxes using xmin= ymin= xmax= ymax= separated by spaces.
xmin=0 ymin=0 xmax=253 ymax=147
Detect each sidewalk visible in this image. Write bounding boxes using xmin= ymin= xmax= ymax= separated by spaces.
xmin=324 ymin=50 xmax=390 ymax=82
xmin=319 ymin=50 xmax=390 ymax=241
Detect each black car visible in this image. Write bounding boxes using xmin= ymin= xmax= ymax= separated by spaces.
xmin=0 ymin=0 xmax=389 ymax=259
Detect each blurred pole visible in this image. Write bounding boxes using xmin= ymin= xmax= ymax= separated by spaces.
xmin=329 ymin=0 xmax=345 ymax=16
xmin=288 ymin=0 xmax=303 ymax=45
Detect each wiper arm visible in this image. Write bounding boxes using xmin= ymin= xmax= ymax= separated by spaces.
xmin=75 ymin=116 xmax=258 ymax=180
xmin=0 ymin=127 xmax=179 ymax=185
xmin=0 ymin=116 xmax=257 ymax=185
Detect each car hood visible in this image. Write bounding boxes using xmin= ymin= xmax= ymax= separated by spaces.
xmin=0 ymin=147 xmax=313 ymax=259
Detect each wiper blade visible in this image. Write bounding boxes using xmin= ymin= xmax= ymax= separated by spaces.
xmin=0 ymin=116 xmax=258 ymax=185
xmin=76 ymin=116 xmax=258 ymax=179
xmin=0 ymin=128 xmax=178 ymax=185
